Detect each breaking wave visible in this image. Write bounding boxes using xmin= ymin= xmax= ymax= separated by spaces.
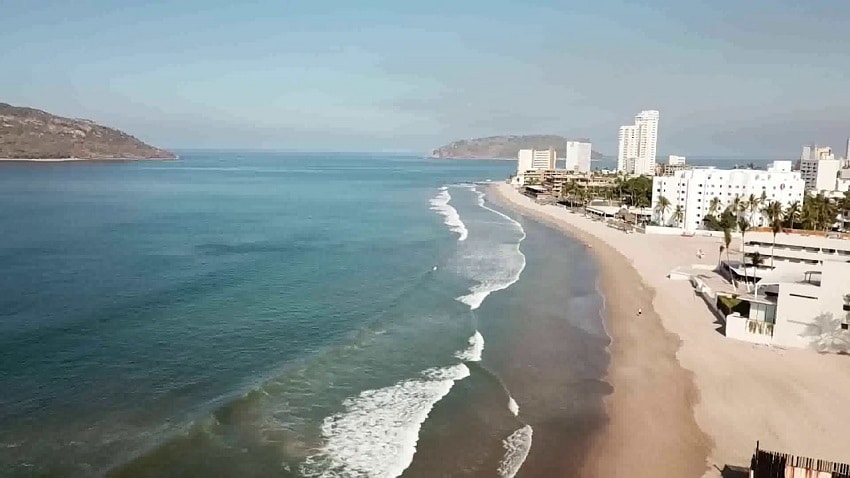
xmin=456 ymin=187 xmax=526 ymax=310
xmin=430 ymin=187 xmax=468 ymax=241
xmin=301 ymin=364 xmax=470 ymax=477
xmin=454 ymin=330 xmax=484 ymax=362
xmin=497 ymin=425 xmax=534 ymax=478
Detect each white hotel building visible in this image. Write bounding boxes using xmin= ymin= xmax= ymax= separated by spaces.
xmin=651 ymin=161 xmax=805 ymax=231
xmin=617 ymin=110 xmax=659 ymax=176
xmin=565 ymin=140 xmax=592 ymax=173
xmin=515 ymin=148 xmax=558 ymax=185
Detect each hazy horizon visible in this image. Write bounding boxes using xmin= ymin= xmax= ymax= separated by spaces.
xmin=3 ymin=0 xmax=849 ymax=157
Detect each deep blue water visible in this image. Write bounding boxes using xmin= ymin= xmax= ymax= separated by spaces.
xmin=0 ymin=153 xmax=608 ymax=477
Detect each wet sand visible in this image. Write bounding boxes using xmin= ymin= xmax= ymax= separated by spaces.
xmin=489 ymin=183 xmax=710 ymax=477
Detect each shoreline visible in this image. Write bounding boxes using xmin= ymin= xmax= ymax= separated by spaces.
xmin=488 ymin=182 xmax=850 ymax=476
xmin=488 ymin=183 xmax=710 ymax=477
xmin=0 ymin=157 xmax=177 ymax=162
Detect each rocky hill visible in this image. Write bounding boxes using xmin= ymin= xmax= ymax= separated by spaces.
xmin=431 ymin=135 xmax=603 ymax=160
xmin=0 ymin=103 xmax=175 ymax=160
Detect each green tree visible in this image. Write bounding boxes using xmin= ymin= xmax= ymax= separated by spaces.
xmin=722 ymin=224 xmax=733 ymax=274
xmin=708 ymin=197 xmax=721 ymax=217
xmin=673 ymin=205 xmax=684 ymax=228
xmin=762 ymin=200 xmax=784 ymax=267
xmin=737 ymin=217 xmax=750 ymax=287
xmin=784 ymin=201 xmax=801 ymax=229
xmin=655 ymin=196 xmax=671 ymax=225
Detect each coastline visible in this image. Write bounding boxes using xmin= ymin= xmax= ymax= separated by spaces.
xmin=0 ymin=156 xmax=177 ymax=162
xmin=488 ymin=183 xmax=710 ymax=477
xmin=488 ymin=182 xmax=850 ymax=476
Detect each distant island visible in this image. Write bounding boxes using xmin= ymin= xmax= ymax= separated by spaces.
xmin=431 ymin=135 xmax=604 ymax=160
xmin=0 ymin=102 xmax=175 ymax=160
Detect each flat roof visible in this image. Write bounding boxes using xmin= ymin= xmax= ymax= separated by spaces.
xmin=745 ymin=231 xmax=850 ymax=250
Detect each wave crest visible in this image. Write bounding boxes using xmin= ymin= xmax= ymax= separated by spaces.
xmin=454 ymin=331 xmax=484 ymax=362
xmin=497 ymin=425 xmax=534 ymax=478
xmin=430 ymin=188 xmax=468 ymax=241
xmin=301 ymin=364 xmax=469 ymax=478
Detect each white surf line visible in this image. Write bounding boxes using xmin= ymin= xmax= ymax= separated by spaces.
xmin=497 ymin=425 xmax=534 ymax=478
xmin=300 ymin=364 xmax=471 ymax=478
xmin=471 ymin=186 xmax=536 ymax=477
xmin=456 ymin=187 xmax=527 ymax=310
xmin=454 ymin=330 xmax=484 ymax=362
xmin=429 ymin=187 xmax=469 ymax=241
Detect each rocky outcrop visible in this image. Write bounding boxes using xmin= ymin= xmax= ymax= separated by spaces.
xmin=0 ymin=103 xmax=175 ymax=160
xmin=431 ymin=135 xmax=603 ymax=160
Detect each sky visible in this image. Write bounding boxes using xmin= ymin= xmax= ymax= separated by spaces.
xmin=1 ymin=0 xmax=849 ymax=157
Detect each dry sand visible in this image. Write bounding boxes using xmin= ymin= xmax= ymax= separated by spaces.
xmin=489 ymin=182 xmax=850 ymax=477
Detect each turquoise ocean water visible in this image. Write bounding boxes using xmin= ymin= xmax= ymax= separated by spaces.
xmin=0 ymin=153 xmax=610 ymax=477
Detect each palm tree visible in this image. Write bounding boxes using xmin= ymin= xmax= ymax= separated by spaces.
xmin=731 ymin=195 xmax=742 ymax=219
xmin=708 ymin=197 xmax=721 ymax=218
xmin=737 ymin=217 xmax=750 ymax=289
xmin=762 ymin=200 xmax=784 ymax=267
xmin=673 ymin=205 xmax=684 ymax=228
xmin=655 ymin=196 xmax=671 ymax=225
xmin=747 ymin=193 xmax=760 ymax=224
xmin=737 ymin=199 xmax=749 ymax=227
xmin=722 ymin=225 xmax=733 ymax=285
xmin=785 ymin=200 xmax=801 ymax=229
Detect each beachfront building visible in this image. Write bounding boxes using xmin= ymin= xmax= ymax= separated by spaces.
xmin=722 ymin=260 xmax=850 ymax=350
xmin=800 ymin=144 xmax=843 ymax=192
xmin=617 ymin=110 xmax=659 ymax=176
xmin=515 ymin=148 xmax=558 ymax=185
xmin=742 ymin=231 xmax=850 ymax=266
xmin=651 ymin=161 xmax=805 ymax=231
xmin=668 ymin=155 xmax=686 ymax=166
xmin=657 ymin=155 xmax=688 ymax=176
xmin=565 ymin=140 xmax=592 ymax=173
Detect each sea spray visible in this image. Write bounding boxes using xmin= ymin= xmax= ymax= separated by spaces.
xmin=454 ymin=331 xmax=484 ymax=362
xmin=497 ymin=425 xmax=534 ymax=478
xmin=301 ymin=364 xmax=470 ymax=478
xmin=429 ymin=188 xmax=468 ymax=241
xmin=507 ymin=397 xmax=519 ymax=416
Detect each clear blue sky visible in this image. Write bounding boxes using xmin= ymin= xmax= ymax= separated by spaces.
xmin=2 ymin=0 xmax=849 ymax=156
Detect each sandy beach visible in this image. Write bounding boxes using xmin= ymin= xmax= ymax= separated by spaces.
xmin=489 ymin=182 xmax=850 ymax=477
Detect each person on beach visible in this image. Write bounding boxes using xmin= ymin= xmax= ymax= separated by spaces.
xmin=638 ymin=308 xmax=642 ymax=316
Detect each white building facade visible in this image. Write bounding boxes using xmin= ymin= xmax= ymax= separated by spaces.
xmin=565 ymin=140 xmax=592 ymax=173
xmin=668 ymin=155 xmax=686 ymax=166
xmin=801 ymin=158 xmax=841 ymax=192
xmin=617 ymin=110 xmax=659 ymax=176
xmin=515 ymin=148 xmax=558 ymax=185
xmin=651 ymin=161 xmax=805 ymax=231
xmin=725 ymin=261 xmax=850 ymax=350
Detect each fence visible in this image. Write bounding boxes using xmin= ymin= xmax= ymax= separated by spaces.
xmin=751 ymin=444 xmax=850 ymax=478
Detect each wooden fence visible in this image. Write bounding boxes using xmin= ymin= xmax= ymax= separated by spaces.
xmin=751 ymin=442 xmax=850 ymax=477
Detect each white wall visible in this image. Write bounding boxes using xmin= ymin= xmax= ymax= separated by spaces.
xmin=566 ymin=141 xmax=592 ymax=173
xmin=651 ymin=163 xmax=805 ymax=232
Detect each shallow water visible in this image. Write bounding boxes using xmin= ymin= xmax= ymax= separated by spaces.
xmin=0 ymin=153 xmax=609 ymax=477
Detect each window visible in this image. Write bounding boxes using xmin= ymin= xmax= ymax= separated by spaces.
xmin=842 ymin=323 xmax=849 ymax=330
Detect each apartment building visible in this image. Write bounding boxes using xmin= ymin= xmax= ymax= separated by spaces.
xmin=565 ymin=140 xmax=592 ymax=173
xmin=617 ymin=110 xmax=659 ymax=176
xmin=515 ymin=148 xmax=557 ymax=185
xmin=651 ymin=161 xmax=805 ymax=231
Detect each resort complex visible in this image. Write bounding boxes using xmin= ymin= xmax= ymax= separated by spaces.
xmin=502 ymin=109 xmax=850 ymax=476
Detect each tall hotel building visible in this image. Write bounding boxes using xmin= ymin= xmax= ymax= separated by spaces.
xmin=617 ymin=110 xmax=659 ymax=176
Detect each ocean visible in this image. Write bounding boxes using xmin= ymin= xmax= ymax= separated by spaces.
xmin=0 ymin=152 xmax=610 ymax=477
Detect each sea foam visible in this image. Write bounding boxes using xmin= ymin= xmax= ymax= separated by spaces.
xmin=301 ymin=364 xmax=470 ymax=478
xmin=454 ymin=330 xmax=484 ymax=362
xmin=456 ymin=188 xmax=526 ymax=310
xmin=430 ymin=188 xmax=468 ymax=241
xmin=507 ymin=397 xmax=519 ymax=416
xmin=497 ymin=425 xmax=534 ymax=478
